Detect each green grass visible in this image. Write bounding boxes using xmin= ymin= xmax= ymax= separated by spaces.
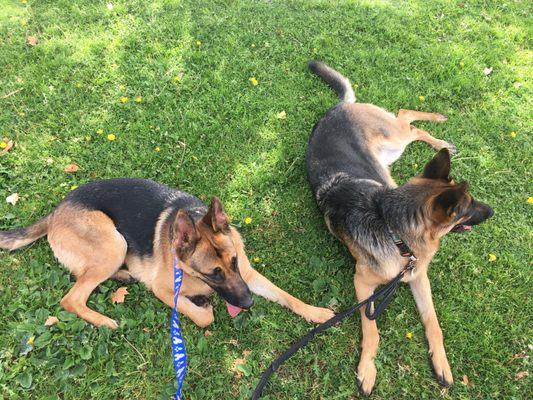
xmin=0 ymin=0 xmax=531 ymax=398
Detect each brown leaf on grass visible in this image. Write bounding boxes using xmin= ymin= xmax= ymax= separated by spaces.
xmin=26 ymin=36 xmax=38 ymax=46
xmin=6 ymin=193 xmax=19 ymax=205
xmin=111 ymin=287 xmax=129 ymax=304
xmin=231 ymin=358 xmax=247 ymax=377
xmin=0 ymin=139 xmax=14 ymax=155
xmin=461 ymin=374 xmax=469 ymax=386
xmin=515 ymin=371 xmax=529 ymax=380
xmin=64 ymin=163 xmax=79 ymax=173
xmin=204 ymin=330 xmax=213 ymax=337
xmin=142 ymin=327 xmax=150 ymax=332
xmin=44 ymin=316 xmax=59 ymax=326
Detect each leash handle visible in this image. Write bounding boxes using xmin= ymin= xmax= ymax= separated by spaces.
xmin=171 ymin=255 xmax=187 ymax=400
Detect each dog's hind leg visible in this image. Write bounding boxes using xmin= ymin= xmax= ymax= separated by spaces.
xmin=397 ymin=109 xmax=448 ymax=124
xmin=410 ymin=272 xmax=453 ymax=387
xmin=411 ymin=126 xmax=457 ymax=154
xmin=48 ymin=207 xmax=127 ymax=329
xmin=354 ymin=270 xmax=380 ymax=396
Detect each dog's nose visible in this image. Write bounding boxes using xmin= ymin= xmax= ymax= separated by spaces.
xmin=241 ymin=296 xmax=254 ymax=310
xmin=486 ymin=207 xmax=494 ymax=219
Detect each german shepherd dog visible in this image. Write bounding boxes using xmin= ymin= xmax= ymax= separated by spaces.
xmin=0 ymin=179 xmax=334 ymax=329
xmin=306 ymin=61 xmax=493 ymax=394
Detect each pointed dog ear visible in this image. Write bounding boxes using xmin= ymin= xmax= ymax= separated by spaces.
xmin=173 ymin=210 xmax=199 ymax=259
xmin=202 ymin=197 xmax=230 ymax=233
xmin=423 ymin=149 xmax=451 ymax=180
xmin=433 ymin=182 xmax=469 ymax=217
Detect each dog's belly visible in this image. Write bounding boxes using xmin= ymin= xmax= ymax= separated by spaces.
xmin=377 ymin=144 xmax=405 ymax=166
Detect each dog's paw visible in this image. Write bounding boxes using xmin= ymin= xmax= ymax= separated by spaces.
xmin=430 ymin=349 xmax=453 ymax=387
xmin=435 ymin=113 xmax=448 ymax=122
xmin=99 ymin=317 xmax=119 ymax=330
xmin=357 ymin=359 xmax=377 ymax=396
xmin=301 ymin=305 xmax=335 ymax=323
xmin=444 ymin=142 xmax=457 ymax=154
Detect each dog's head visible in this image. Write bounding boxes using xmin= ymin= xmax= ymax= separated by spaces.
xmin=409 ymin=149 xmax=493 ymax=236
xmin=171 ymin=198 xmax=253 ymax=314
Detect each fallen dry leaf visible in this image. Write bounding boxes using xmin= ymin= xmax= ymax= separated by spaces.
xmin=26 ymin=36 xmax=38 ymax=46
xmin=64 ymin=163 xmax=79 ymax=173
xmin=111 ymin=287 xmax=129 ymax=304
xmin=515 ymin=371 xmax=529 ymax=380
xmin=142 ymin=327 xmax=150 ymax=333
xmin=44 ymin=316 xmax=59 ymax=326
xmin=204 ymin=330 xmax=213 ymax=337
xmin=483 ymin=67 xmax=493 ymax=76
xmin=0 ymin=139 xmax=14 ymax=155
xmin=231 ymin=358 xmax=247 ymax=377
xmin=461 ymin=374 xmax=469 ymax=386
xmin=6 ymin=193 xmax=19 ymax=205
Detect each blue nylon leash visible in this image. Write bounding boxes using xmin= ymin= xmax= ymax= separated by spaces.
xmin=171 ymin=254 xmax=187 ymax=400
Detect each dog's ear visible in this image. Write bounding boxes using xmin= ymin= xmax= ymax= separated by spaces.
xmin=423 ymin=149 xmax=451 ymax=180
xmin=173 ymin=210 xmax=199 ymax=259
xmin=433 ymin=182 xmax=469 ymax=217
xmin=202 ymin=197 xmax=230 ymax=233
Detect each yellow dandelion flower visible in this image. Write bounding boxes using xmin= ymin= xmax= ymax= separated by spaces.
xmin=459 ymin=61 xmax=465 ymax=68
xmin=96 ymin=129 xmax=103 ymax=135
xmin=0 ymin=142 xmax=7 ymax=149
xmin=70 ymin=185 xmax=78 ymax=191
xmin=196 ymin=40 xmax=202 ymax=46
xmin=27 ymin=336 xmax=35 ymax=345
xmin=405 ymin=331 xmax=413 ymax=340
xmin=155 ymin=147 xmax=161 ymax=152
xmin=107 ymin=134 xmax=116 ymax=141
xmin=120 ymin=96 xmax=129 ymax=104
xmin=253 ymin=257 xmax=261 ymax=263
xmin=418 ymin=95 xmax=425 ymax=102
xmin=75 ymin=83 xmax=82 ymax=88
xmin=21 ymin=0 xmax=28 ymax=4
xmin=244 ymin=217 xmax=252 ymax=225
xmin=528 ymin=197 xmax=533 ymax=204
xmin=174 ymin=75 xmax=182 ymax=82
xmin=249 ymin=77 xmax=259 ymax=86
xmin=134 ymin=96 xmax=142 ymax=103
xmin=510 ymin=131 xmax=516 ymax=138
xmin=488 ymin=254 xmax=497 ymax=262
xmin=21 ymin=18 xmax=27 ymax=27
xmin=85 ymin=136 xmax=91 ymax=141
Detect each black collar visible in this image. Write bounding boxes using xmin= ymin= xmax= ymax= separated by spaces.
xmin=388 ymin=229 xmax=417 ymax=271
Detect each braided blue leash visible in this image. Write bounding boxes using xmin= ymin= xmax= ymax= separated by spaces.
xmin=171 ymin=254 xmax=187 ymax=400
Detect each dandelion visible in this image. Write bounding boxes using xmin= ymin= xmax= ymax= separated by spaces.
xmin=174 ymin=75 xmax=182 ymax=82
xmin=253 ymin=257 xmax=262 ymax=263
xmin=134 ymin=96 xmax=142 ymax=103
xmin=21 ymin=18 xmax=27 ymax=27
xmin=0 ymin=141 xmax=7 ymax=149
xmin=27 ymin=336 xmax=35 ymax=346
xmin=488 ymin=254 xmax=497 ymax=262
xmin=418 ymin=95 xmax=425 ymax=102
xmin=119 ymin=84 xmax=125 ymax=90
xmin=459 ymin=61 xmax=465 ymax=68
xmin=510 ymin=131 xmax=516 ymax=138
xmin=120 ymin=96 xmax=129 ymax=104
xmin=528 ymin=197 xmax=533 ymax=204
xmin=96 ymin=129 xmax=103 ymax=135
xmin=244 ymin=217 xmax=252 ymax=225
xmin=75 ymin=83 xmax=82 ymax=88
xmin=251 ymin=43 xmax=256 ymax=48
xmin=155 ymin=147 xmax=161 ymax=152
xmin=406 ymin=332 xmax=413 ymax=340
xmin=249 ymin=77 xmax=259 ymax=86
xmin=107 ymin=134 xmax=116 ymax=141
xmin=85 ymin=136 xmax=91 ymax=141
xmin=70 ymin=185 xmax=78 ymax=191
xmin=196 ymin=40 xmax=202 ymax=46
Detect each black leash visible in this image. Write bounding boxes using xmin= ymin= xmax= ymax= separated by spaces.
xmin=251 ymin=232 xmax=417 ymax=399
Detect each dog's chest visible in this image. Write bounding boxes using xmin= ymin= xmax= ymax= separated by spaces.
xmin=377 ymin=144 xmax=405 ymax=166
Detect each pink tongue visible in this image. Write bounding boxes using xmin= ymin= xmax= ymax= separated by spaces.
xmin=464 ymin=225 xmax=472 ymax=231
xmin=226 ymin=302 xmax=242 ymax=318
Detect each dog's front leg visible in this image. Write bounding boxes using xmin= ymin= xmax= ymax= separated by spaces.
xmin=354 ymin=272 xmax=379 ymax=396
xmin=409 ymin=272 xmax=453 ymax=387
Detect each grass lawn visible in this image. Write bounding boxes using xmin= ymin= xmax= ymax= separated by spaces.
xmin=0 ymin=0 xmax=531 ymax=398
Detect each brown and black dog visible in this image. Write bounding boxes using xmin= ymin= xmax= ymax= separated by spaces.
xmin=0 ymin=178 xmax=334 ymax=329
xmin=306 ymin=61 xmax=493 ymax=394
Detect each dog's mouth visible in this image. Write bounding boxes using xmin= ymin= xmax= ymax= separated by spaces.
xmin=225 ymin=302 xmax=243 ymax=318
xmin=451 ymin=224 xmax=472 ymax=233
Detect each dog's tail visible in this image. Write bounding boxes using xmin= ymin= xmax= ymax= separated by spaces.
xmin=308 ymin=60 xmax=356 ymax=103
xmin=0 ymin=215 xmax=50 ymax=251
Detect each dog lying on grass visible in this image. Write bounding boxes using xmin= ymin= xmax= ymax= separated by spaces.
xmin=0 ymin=178 xmax=334 ymax=329
xmin=306 ymin=61 xmax=493 ymax=394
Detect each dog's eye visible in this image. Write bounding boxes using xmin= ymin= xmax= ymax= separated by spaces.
xmin=207 ymin=267 xmax=225 ymax=283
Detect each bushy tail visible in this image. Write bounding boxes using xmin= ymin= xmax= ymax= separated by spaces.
xmin=0 ymin=215 xmax=49 ymax=251
xmin=308 ymin=60 xmax=356 ymax=103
